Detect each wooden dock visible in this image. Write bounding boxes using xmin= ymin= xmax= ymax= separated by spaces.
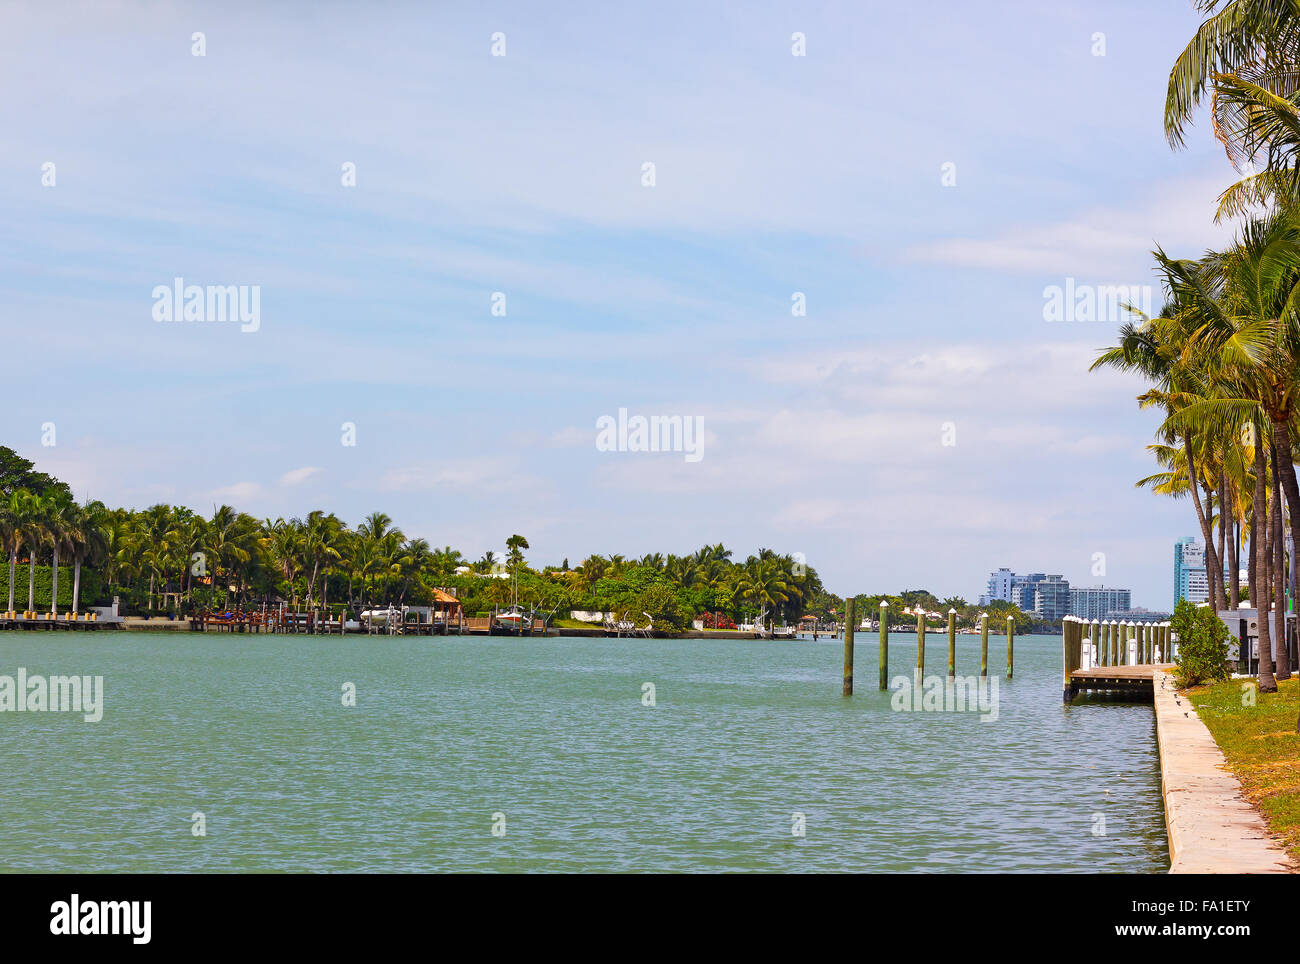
xmin=0 ymin=612 xmax=108 ymax=631
xmin=1062 ymin=615 xmax=1177 ymax=702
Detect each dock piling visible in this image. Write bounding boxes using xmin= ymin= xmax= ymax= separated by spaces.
xmin=947 ymin=608 xmax=956 ymax=678
xmin=878 ymin=600 xmax=889 ymax=690
xmin=1006 ymin=615 xmax=1014 ymax=679
xmin=1062 ymin=617 xmax=1079 ymax=702
xmin=916 ymin=608 xmax=925 ymax=681
xmin=842 ymin=597 xmax=855 ymax=696
xmin=979 ymin=612 xmax=988 ymax=678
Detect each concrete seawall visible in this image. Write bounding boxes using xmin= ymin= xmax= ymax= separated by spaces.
xmin=1153 ymin=669 xmax=1293 ymax=873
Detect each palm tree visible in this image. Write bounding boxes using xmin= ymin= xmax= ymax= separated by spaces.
xmin=1165 ymin=0 xmax=1300 ymax=150
xmin=0 ymin=489 xmax=27 ymax=613
xmin=394 ymin=537 xmax=431 ymax=604
xmin=70 ymin=500 xmax=109 ymax=614
xmin=19 ymin=491 xmax=48 ymax=612
xmin=42 ymin=493 xmax=76 ymax=615
xmin=734 ymin=559 xmax=790 ymax=631
xmin=301 ymin=511 xmax=345 ymax=609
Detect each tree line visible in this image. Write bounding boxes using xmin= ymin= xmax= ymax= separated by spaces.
xmin=0 ymin=448 xmax=841 ymax=629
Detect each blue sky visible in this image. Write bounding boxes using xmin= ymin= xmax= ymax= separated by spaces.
xmin=0 ymin=1 xmax=1244 ymax=608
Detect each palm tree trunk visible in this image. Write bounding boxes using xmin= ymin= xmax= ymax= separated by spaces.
xmin=8 ymin=544 xmax=16 ymax=612
xmin=50 ymin=545 xmax=59 ymax=615
xmin=1229 ymin=515 xmax=1241 ymax=609
xmin=1217 ymin=471 xmax=1229 ymax=607
xmin=1204 ymin=479 xmax=1227 ymax=611
xmin=72 ymin=556 xmax=82 ymax=614
xmin=1253 ymin=425 xmax=1278 ymax=693
xmin=28 ymin=550 xmax=36 ymax=611
xmin=1185 ymin=435 xmax=1224 ymax=612
xmin=1271 ymin=431 xmax=1292 ymax=680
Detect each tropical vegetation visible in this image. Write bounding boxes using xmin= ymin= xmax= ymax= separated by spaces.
xmin=1096 ymin=0 xmax=1300 ymax=727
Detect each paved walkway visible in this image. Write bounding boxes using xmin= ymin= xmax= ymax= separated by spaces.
xmin=1153 ymin=669 xmax=1294 ymax=873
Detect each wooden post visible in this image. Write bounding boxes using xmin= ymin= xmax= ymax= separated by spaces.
xmin=947 ymin=608 xmax=957 ymax=678
xmin=916 ymin=608 xmax=926 ymax=680
xmin=842 ymin=597 xmax=855 ymax=696
xmin=878 ymin=601 xmax=889 ymax=690
xmin=1100 ymin=619 xmax=1109 ymax=666
xmin=1006 ymin=615 xmax=1014 ymax=679
xmin=1109 ymin=620 xmax=1118 ymax=665
xmin=1063 ymin=617 xmax=1078 ymax=702
xmin=979 ymin=612 xmax=988 ymax=677
xmin=1091 ymin=620 xmax=1101 ymax=666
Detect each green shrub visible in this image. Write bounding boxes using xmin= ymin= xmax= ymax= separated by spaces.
xmin=1171 ymin=599 xmax=1231 ymax=687
xmin=636 ymin=584 xmax=690 ymax=633
xmin=0 ymin=563 xmax=101 ymax=609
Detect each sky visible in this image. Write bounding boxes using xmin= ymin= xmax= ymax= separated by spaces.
xmin=0 ymin=1 xmax=1247 ymax=609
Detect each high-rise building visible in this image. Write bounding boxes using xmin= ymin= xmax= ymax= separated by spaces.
xmin=1032 ymin=574 xmax=1071 ymax=620
xmin=979 ymin=569 xmax=1072 ymax=618
xmin=1069 ymin=585 xmax=1132 ymax=620
xmin=1174 ymin=537 xmax=1231 ymax=610
xmin=980 ymin=568 xmax=1014 ymax=606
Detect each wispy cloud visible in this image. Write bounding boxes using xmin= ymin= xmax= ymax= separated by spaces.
xmin=279 ymin=466 xmax=320 ymax=487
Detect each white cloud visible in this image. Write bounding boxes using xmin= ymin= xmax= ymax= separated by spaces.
xmin=903 ymin=175 xmax=1240 ymax=279
xmin=279 ymin=466 xmax=320 ymax=487
xmin=206 ymin=482 xmax=263 ymax=504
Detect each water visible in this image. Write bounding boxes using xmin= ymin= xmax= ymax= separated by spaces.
xmin=0 ymin=630 xmax=1168 ymax=872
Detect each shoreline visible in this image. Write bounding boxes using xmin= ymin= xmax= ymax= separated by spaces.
xmin=1153 ymin=669 xmax=1294 ymax=874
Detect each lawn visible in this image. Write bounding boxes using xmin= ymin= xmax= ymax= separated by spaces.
xmin=549 ymin=618 xmax=606 ymax=630
xmin=1187 ymin=677 xmax=1300 ymax=862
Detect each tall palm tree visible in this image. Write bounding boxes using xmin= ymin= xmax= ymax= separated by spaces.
xmin=42 ymin=493 xmax=75 ymax=615
xmin=70 ymin=500 xmax=109 ymax=615
xmin=0 ymin=488 xmax=27 ymax=613
xmin=734 ymin=559 xmax=790 ymax=630
xmin=19 ymin=491 xmax=48 ymax=612
xmin=1165 ymin=0 xmax=1300 ymax=150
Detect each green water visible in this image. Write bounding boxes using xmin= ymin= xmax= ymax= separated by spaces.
xmin=0 ymin=631 xmax=1168 ymax=872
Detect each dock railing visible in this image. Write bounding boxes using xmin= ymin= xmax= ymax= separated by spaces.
xmin=1062 ymin=616 xmax=1178 ymax=702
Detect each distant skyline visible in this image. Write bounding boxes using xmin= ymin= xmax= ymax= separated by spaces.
xmin=0 ymin=2 xmax=1241 ymax=607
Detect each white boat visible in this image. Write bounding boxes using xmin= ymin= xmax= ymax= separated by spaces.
xmin=360 ymin=607 xmax=401 ymax=626
xmin=492 ymin=605 xmax=534 ymax=634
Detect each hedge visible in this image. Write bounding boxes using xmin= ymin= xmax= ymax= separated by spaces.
xmin=0 ymin=563 xmax=102 ymax=609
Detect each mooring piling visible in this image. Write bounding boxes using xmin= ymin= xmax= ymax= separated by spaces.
xmin=1006 ymin=614 xmax=1014 ymax=679
xmin=947 ymin=608 xmax=957 ymax=678
xmin=979 ymin=611 xmax=988 ymax=677
xmin=842 ymin=597 xmax=855 ymax=696
xmin=916 ymin=608 xmax=926 ymax=679
xmin=878 ymin=600 xmax=889 ymax=690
